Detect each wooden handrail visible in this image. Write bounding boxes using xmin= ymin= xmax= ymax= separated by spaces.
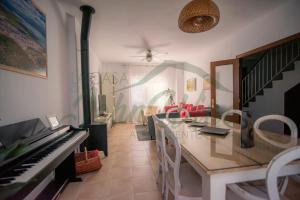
xmin=237 ymin=32 xmax=300 ymax=59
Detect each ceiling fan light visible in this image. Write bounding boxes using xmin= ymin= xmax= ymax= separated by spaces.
xmin=178 ymin=0 xmax=220 ymax=33
xmin=146 ymin=56 xmax=152 ymax=62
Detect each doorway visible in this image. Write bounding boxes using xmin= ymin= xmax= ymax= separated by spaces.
xmin=210 ymin=59 xmax=240 ymax=122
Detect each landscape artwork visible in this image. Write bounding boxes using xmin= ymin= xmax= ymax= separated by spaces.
xmin=0 ymin=0 xmax=47 ymax=78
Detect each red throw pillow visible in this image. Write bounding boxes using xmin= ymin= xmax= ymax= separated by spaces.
xmin=180 ymin=111 xmax=187 ymax=118
xmin=196 ymin=105 xmax=204 ymax=111
xmin=186 ymin=104 xmax=193 ymax=111
xmin=165 ymin=105 xmax=178 ymax=112
xmin=191 ymin=106 xmax=197 ymax=111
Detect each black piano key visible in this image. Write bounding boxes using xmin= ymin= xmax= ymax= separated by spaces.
xmin=0 ymin=177 xmax=15 ymax=184
xmin=3 ymin=170 xmax=22 ymax=177
xmin=13 ymin=169 xmax=27 ymax=173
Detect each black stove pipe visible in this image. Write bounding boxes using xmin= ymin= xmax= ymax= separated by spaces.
xmin=80 ymin=5 xmax=95 ymax=127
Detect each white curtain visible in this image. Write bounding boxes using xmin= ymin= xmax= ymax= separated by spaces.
xmin=128 ymin=66 xmax=177 ymax=123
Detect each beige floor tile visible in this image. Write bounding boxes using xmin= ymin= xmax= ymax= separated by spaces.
xmin=108 ymin=166 xmax=133 ymax=180
xmin=130 ymin=150 xmax=148 ymax=158
xmin=134 ymin=191 xmax=162 ymax=200
xmin=131 ymin=145 xmax=145 ymax=151
xmin=132 ymin=166 xmax=154 ymax=177
xmin=77 ymin=180 xmax=112 ymax=199
xmin=105 ymin=192 xmax=134 ymax=200
xmin=111 ymin=157 xmax=133 ymax=168
xmin=109 ymin=177 xmax=133 ymax=194
xmin=84 ymin=169 xmax=110 ymax=183
xmin=132 ymin=176 xmax=158 ymax=193
xmin=110 ymin=151 xmax=132 ymax=158
xmin=60 ymin=123 xmax=160 ymax=200
xmin=132 ymin=159 xmax=152 ymax=167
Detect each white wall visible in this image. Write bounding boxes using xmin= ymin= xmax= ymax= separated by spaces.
xmin=0 ymin=0 xmax=102 ymax=127
xmin=184 ymin=0 xmax=300 ymax=105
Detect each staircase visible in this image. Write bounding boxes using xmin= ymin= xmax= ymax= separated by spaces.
xmin=242 ymin=39 xmax=300 ymax=107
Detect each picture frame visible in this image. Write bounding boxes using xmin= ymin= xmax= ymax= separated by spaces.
xmin=0 ymin=0 xmax=47 ymax=78
xmin=187 ymin=78 xmax=197 ymax=92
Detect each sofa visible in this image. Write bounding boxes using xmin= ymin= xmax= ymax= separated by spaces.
xmin=164 ymin=103 xmax=210 ymax=117
xmin=147 ymin=104 xmax=211 ymax=139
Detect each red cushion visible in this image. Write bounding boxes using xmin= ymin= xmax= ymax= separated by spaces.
xmin=191 ymin=106 xmax=197 ymax=111
xmin=180 ymin=111 xmax=187 ymax=118
xmin=196 ymin=105 xmax=204 ymax=111
xmin=164 ymin=105 xmax=178 ymax=112
xmin=186 ymin=104 xmax=193 ymax=111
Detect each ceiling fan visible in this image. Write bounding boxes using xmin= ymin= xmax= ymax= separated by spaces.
xmin=131 ymin=49 xmax=168 ymax=62
xmin=124 ymin=37 xmax=169 ymax=62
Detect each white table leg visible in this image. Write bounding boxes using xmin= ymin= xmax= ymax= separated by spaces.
xmin=202 ymin=174 xmax=226 ymax=200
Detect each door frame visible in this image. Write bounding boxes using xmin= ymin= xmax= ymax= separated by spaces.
xmin=210 ymin=59 xmax=240 ymax=121
xmin=210 ymin=32 xmax=300 ymax=121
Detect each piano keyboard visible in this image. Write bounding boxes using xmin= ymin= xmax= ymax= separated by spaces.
xmin=0 ymin=131 xmax=87 ymax=186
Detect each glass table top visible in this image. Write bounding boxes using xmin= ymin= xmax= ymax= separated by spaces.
xmin=161 ymin=117 xmax=300 ymax=172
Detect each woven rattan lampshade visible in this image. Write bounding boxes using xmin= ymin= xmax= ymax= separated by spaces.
xmin=178 ymin=0 xmax=220 ymax=33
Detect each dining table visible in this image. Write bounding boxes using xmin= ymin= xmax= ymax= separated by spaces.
xmin=161 ymin=117 xmax=300 ymax=200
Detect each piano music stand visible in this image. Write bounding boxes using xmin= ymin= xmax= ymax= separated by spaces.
xmin=46 ymin=115 xmax=61 ymax=130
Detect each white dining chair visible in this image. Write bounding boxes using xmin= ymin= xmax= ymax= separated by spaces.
xmin=152 ymin=115 xmax=166 ymax=196
xmin=221 ymin=109 xmax=242 ymax=129
xmin=266 ymin=145 xmax=300 ymax=200
xmin=221 ymin=109 xmax=242 ymax=121
xmin=228 ymin=145 xmax=300 ymax=200
xmin=159 ymin=120 xmax=203 ymax=200
xmin=254 ymin=115 xmax=298 ymax=149
xmin=228 ymin=115 xmax=299 ymax=200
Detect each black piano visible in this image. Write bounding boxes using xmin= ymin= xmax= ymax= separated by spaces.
xmin=0 ymin=118 xmax=88 ymax=200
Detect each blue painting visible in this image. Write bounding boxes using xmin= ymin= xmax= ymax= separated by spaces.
xmin=0 ymin=0 xmax=47 ymax=78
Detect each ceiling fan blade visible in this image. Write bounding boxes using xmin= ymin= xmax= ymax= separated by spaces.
xmin=123 ymin=45 xmax=144 ymax=49
xmin=136 ymin=49 xmax=146 ymax=54
xmin=152 ymin=49 xmax=168 ymax=55
xmin=152 ymin=43 xmax=170 ymax=49
xmin=141 ymin=37 xmax=150 ymax=50
xmin=130 ymin=56 xmax=145 ymax=57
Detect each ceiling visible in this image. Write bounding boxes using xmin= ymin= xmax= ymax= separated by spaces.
xmin=62 ymin=0 xmax=285 ymax=65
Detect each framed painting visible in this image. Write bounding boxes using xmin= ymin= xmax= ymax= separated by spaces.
xmin=0 ymin=0 xmax=47 ymax=78
xmin=187 ymin=78 xmax=197 ymax=92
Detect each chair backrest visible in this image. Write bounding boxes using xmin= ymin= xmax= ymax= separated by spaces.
xmin=221 ymin=109 xmax=242 ymax=121
xmin=254 ymin=115 xmax=298 ymax=149
xmin=254 ymin=115 xmax=298 ymax=138
xmin=221 ymin=109 xmax=242 ymax=128
xmin=152 ymin=115 xmax=164 ymax=162
xmin=161 ymin=122 xmax=182 ymax=196
xmin=266 ymin=145 xmax=300 ymax=200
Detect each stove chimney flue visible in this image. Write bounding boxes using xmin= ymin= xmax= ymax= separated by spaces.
xmin=80 ymin=5 xmax=95 ymax=127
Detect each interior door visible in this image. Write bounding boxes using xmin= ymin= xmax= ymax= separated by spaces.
xmin=210 ymin=59 xmax=240 ymax=122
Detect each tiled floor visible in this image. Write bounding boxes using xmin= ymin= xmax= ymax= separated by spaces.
xmin=59 ymin=123 xmax=162 ymax=200
xmin=58 ymin=123 xmax=300 ymax=200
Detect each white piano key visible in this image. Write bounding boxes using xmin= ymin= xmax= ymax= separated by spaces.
xmin=10 ymin=131 xmax=87 ymax=184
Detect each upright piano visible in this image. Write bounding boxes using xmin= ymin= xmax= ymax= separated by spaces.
xmin=0 ymin=118 xmax=88 ymax=200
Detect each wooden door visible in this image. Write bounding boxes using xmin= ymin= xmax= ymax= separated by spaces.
xmin=210 ymin=59 xmax=240 ymax=122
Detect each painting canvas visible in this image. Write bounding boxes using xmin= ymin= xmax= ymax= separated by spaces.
xmin=187 ymin=78 xmax=197 ymax=92
xmin=0 ymin=0 xmax=47 ymax=78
